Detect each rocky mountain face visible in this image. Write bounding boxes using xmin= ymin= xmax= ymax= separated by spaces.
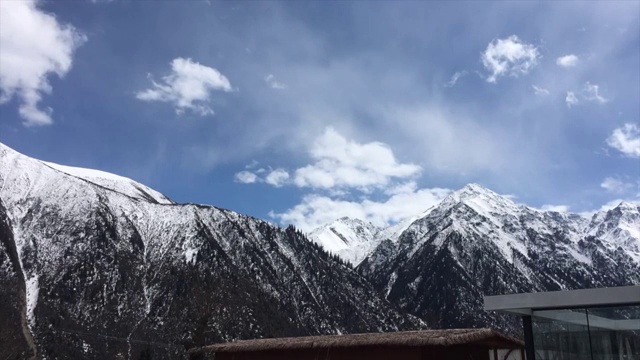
xmin=2 ymin=141 xmax=637 ymax=359
xmin=354 ymin=184 xmax=639 ymax=333
xmin=0 ymin=143 xmax=420 ymax=360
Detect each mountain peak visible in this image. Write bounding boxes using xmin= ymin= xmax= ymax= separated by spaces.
xmin=336 ymin=216 xmax=364 ymax=224
xmin=0 ymin=141 xmax=173 ymax=205
xmin=441 ymin=183 xmax=517 ymax=213
xmin=461 ymin=182 xmax=490 ymax=192
xmin=617 ymin=201 xmax=640 ymax=210
xmin=1 ymin=141 xmax=417 ymax=358
xmin=309 ymin=217 xmax=381 ymax=265
xmin=456 ymin=183 xmax=499 ymax=197
xmin=0 ymin=142 xmax=20 ymax=158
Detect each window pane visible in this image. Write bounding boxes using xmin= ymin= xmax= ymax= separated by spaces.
xmin=532 ymin=309 xmax=592 ymax=360
xmin=587 ymin=305 xmax=640 ymax=360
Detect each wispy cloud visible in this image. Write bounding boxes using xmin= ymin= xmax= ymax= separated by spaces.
xmin=532 ymin=85 xmax=550 ymax=95
xmin=136 ymin=57 xmax=232 ymax=116
xmin=601 ymin=176 xmax=635 ymax=194
xmin=556 ymin=54 xmax=579 ymax=68
xmin=444 ymin=71 xmax=468 ymax=88
xmin=565 ymin=91 xmax=579 ymax=107
xmin=582 ymin=82 xmax=607 ymax=103
xmin=0 ymin=0 xmax=86 ymax=126
xmin=264 ymin=74 xmax=287 ymax=90
xmin=566 ymin=82 xmax=608 ymax=108
xmin=481 ymin=35 xmax=540 ymax=83
xmin=606 ymin=123 xmax=640 ymax=158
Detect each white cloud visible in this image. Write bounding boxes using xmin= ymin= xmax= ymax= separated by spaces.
xmin=601 ymin=177 xmax=634 ymax=193
xmin=136 ymin=57 xmax=232 ymax=116
xmin=582 ymin=82 xmax=607 ymax=103
xmin=606 ymin=123 xmax=640 ymax=158
xmin=481 ymin=35 xmax=540 ymax=83
xmin=264 ymin=74 xmax=287 ymax=90
xmin=270 ymin=182 xmax=451 ymax=231
xmin=244 ymin=160 xmax=260 ymax=169
xmin=532 ymin=85 xmax=550 ymax=95
xmin=292 ymin=127 xmax=421 ymax=190
xmin=246 ymin=128 xmax=444 ymax=231
xmin=566 ymin=91 xmax=579 ymax=107
xmin=235 ymin=127 xmax=421 ymax=196
xmin=540 ymin=204 xmax=570 ymax=213
xmin=235 ymin=167 xmax=290 ymax=186
xmin=444 ymin=71 xmax=468 ymax=88
xmin=556 ymin=54 xmax=579 ymax=68
xmin=384 ymin=106 xmax=509 ymax=174
xmin=0 ymin=0 xmax=86 ymax=126
xmin=234 ymin=171 xmax=258 ymax=184
xmin=264 ymin=168 xmax=290 ymax=187
xmin=566 ymin=82 xmax=609 ymax=108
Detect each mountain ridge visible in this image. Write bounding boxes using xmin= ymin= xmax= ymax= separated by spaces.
xmin=356 ymin=182 xmax=639 ymax=332
xmin=310 ymin=182 xmax=639 ymax=267
xmin=1 ymin=141 xmax=637 ymax=358
xmin=0 ymin=142 xmax=420 ymax=359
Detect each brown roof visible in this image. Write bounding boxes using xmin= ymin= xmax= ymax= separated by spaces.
xmin=189 ymin=328 xmax=524 ymax=354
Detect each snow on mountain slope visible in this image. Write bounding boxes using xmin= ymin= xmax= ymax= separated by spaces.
xmin=357 ymin=183 xmax=639 ymax=333
xmin=585 ymin=201 xmax=640 ymax=263
xmin=361 ymin=183 xmax=638 ymax=272
xmin=308 ymin=217 xmax=381 ymax=265
xmin=433 ymin=185 xmax=595 ymax=259
xmin=42 ymin=161 xmax=174 ymax=204
xmin=309 ymin=183 xmax=639 ymax=272
xmin=0 ymin=142 xmax=419 ymax=359
xmin=309 ymin=206 xmax=443 ymax=266
xmin=0 ymin=143 xmax=173 ymax=205
xmin=375 ymin=205 xmax=438 ymax=244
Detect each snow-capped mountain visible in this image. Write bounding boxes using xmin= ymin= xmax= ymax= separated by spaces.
xmin=585 ymin=201 xmax=640 ymax=263
xmin=308 ymin=217 xmax=381 ymax=265
xmin=42 ymin=161 xmax=174 ymax=205
xmin=357 ymin=184 xmax=639 ymax=332
xmin=2 ymin=141 xmax=637 ymax=359
xmin=307 ymin=207 xmax=444 ymax=266
xmin=0 ymin=143 xmax=419 ymax=359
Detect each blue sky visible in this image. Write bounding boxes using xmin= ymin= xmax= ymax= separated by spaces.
xmin=1 ymin=0 xmax=639 ymax=231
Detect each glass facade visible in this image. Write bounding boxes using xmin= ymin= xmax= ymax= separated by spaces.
xmin=531 ymin=305 xmax=640 ymax=360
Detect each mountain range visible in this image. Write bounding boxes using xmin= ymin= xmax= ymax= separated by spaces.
xmin=0 ymin=143 xmax=418 ymax=360
xmin=312 ymin=183 xmax=639 ymax=331
xmin=1 ymin=142 xmax=637 ymax=359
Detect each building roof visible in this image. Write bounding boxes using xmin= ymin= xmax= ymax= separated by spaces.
xmin=188 ymin=328 xmax=524 ymax=355
xmin=484 ymin=285 xmax=640 ymax=315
